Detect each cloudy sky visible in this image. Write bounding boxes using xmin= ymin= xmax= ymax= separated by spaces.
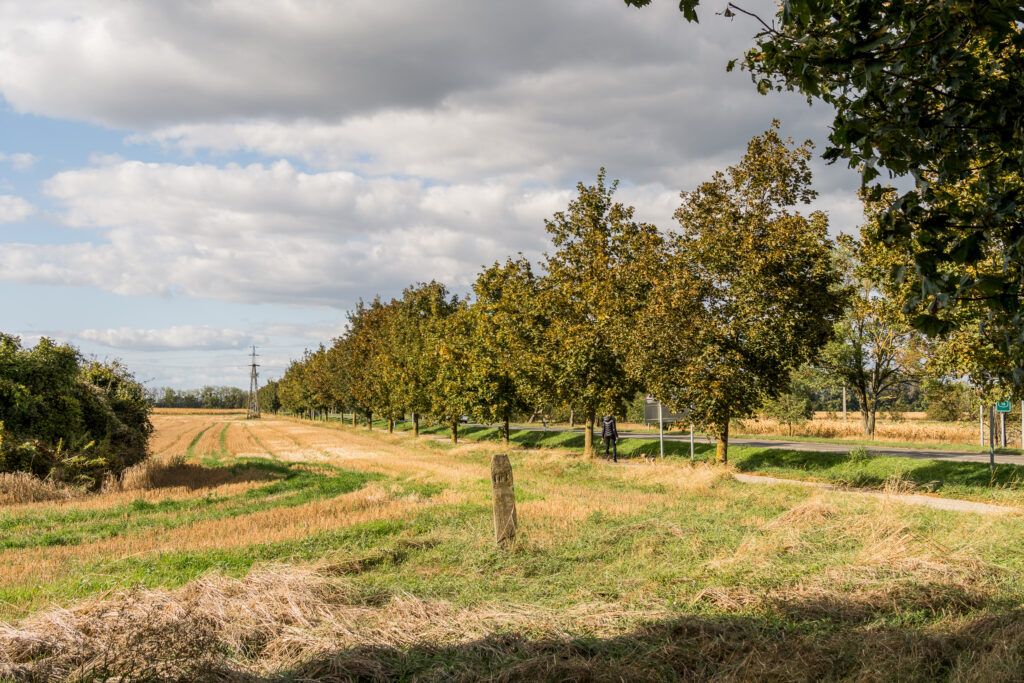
xmin=0 ymin=0 xmax=863 ymax=389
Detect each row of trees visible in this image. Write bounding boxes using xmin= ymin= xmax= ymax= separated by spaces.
xmin=273 ymin=122 xmax=1020 ymax=458
xmin=0 ymin=334 xmax=152 ymax=484
xmin=275 ymin=125 xmax=848 ymax=461
xmin=148 ymin=386 xmax=250 ymax=410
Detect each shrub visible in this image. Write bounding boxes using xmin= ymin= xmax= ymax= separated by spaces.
xmin=923 ymin=378 xmax=975 ymax=422
xmin=0 ymin=334 xmax=152 ymax=487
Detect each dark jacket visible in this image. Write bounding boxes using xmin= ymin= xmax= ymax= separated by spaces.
xmin=601 ymin=415 xmax=618 ymax=440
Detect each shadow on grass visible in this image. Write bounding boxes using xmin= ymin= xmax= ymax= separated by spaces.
xmin=730 ymin=447 xmax=1024 ymax=492
xmin=11 ymin=575 xmax=1021 ymax=682
xmin=269 ymin=600 xmax=1024 ymax=682
xmin=122 ymin=457 xmax=290 ymax=492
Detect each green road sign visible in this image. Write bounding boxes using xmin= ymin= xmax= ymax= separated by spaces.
xmin=996 ymin=400 xmax=1012 ymax=413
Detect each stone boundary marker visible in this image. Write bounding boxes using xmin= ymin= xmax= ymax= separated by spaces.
xmin=491 ymin=454 xmax=517 ymax=546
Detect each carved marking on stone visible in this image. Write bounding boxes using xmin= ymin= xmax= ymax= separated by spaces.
xmin=490 ymin=453 xmax=517 ymax=547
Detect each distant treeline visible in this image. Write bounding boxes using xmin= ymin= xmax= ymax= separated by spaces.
xmin=0 ymin=334 xmax=152 ymax=485
xmin=149 ymin=386 xmax=250 ymax=410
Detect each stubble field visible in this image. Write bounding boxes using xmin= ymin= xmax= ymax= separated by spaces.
xmin=2 ymin=413 xmax=1024 ymax=681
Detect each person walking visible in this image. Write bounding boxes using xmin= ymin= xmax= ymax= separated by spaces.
xmin=601 ymin=414 xmax=619 ymax=462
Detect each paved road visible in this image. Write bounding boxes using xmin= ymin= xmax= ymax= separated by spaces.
xmin=508 ymin=424 xmax=1024 ymax=467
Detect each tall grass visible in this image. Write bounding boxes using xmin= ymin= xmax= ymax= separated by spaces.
xmin=735 ymin=415 xmax=990 ymax=445
xmin=0 ymin=472 xmax=79 ymax=505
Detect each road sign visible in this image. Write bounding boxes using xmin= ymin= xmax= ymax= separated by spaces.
xmin=643 ymin=398 xmax=688 ymax=424
xmin=996 ymin=400 xmax=1012 ymax=413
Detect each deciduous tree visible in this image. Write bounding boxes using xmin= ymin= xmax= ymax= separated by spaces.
xmin=626 ymin=125 xmax=845 ymax=462
xmin=466 ymin=258 xmax=545 ymax=444
xmin=626 ymin=0 xmax=1024 ymax=384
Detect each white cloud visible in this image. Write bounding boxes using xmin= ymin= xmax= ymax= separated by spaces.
xmin=76 ymin=325 xmax=253 ymax=351
xmin=0 ymin=194 xmax=35 ymax=223
xmin=0 ymin=1 xmax=721 ymax=128
xmin=0 ymin=152 xmax=37 ymax=170
xmin=0 ymin=0 xmax=863 ymax=318
xmin=0 ymin=160 xmax=573 ymax=305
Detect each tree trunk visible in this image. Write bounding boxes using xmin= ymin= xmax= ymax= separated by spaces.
xmin=715 ymin=413 xmax=729 ymax=464
xmin=413 ymin=413 xmax=420 ymax=437
xmin=528 ymin=410 xmax=539 ymax=424
xmin=503 ymin=411 xmax=510 ymax=445
xmin=583 ymin=408 xmax=596 ymax=456
xmin=351 ymin=412 xmax=356 ymax=427
xmin=451 ymin=421 xmax=459 ymax=444
xmin=368 ymin=411 xmax=373 ymax=430
xmin=861 ymin=410 xmax=875 ymax=437
xmin=387 ymin=419 xmax=394 ymax=433
xmin=569 ymin=408 xmax=575 ymax=429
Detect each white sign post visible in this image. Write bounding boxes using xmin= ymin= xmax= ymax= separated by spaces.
xmin=658 ymin=401 xmax=664 ymax=459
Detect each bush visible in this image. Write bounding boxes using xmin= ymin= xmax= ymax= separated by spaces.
xmin=761 ymin=391 xmax=813 ymax=436
xmin=0 ymin=334 xmax=152 ymax=487
xmin=923 ymin=378 xmax=975 ymax=422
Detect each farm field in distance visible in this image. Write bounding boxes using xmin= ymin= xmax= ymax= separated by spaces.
xmin=4 ymin=412 xmax=1024 ymax=680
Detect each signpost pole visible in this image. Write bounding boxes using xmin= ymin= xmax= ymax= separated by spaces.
xmin=980 ymin=404 xmax=985 ymax=446
xmin=1001 ymin=411 xmax=1007 ymax=448
xmin=989 ymin=404 xmax=996 ymax=475
xmin=689 ymin=423 xmax=694 ymax=462
xmin=658 ymin=401 xmax=665 ymax=459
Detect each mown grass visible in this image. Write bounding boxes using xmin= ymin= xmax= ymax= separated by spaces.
xmin=0 ymin=459 xmax=382 ymax=551
xmin=348 ymin=419 xmax=1024 ymax=505
xmin=6 ymin=417 xmax=1024 ymax=680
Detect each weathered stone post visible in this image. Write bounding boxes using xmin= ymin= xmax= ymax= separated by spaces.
xmin=490 ymin=454 xmax=517 ymax=547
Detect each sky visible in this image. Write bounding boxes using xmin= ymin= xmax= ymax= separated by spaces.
xmin=0 ymin=0 xmax=865 ymax=390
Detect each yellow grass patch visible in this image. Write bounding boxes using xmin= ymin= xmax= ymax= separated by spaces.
xmin=0 ymin=564 xmax=668 ymax=681
xmin=0 ymin=472 xmax=79 ymax=506
xmin=737 ymin=415 xmax=982 ymax=444
xmin=152 ymin=408 xmax=246 ymax=415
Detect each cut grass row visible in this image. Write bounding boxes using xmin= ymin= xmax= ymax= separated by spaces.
xmin=0 ymin=459 xmax=380 ymax=551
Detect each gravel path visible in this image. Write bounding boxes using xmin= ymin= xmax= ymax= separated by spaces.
xmin=733 ymin=472 xmax=1019 ymax=515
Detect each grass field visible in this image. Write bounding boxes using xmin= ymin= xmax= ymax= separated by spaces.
xmin=3 ymin=414 xmax=1024 ymax=680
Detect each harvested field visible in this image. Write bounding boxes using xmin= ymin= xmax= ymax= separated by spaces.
xmin=148 ymin=415 xmax=218 ymax=457
xmin=152 ymin=408 xmax=246 ymax=415
xmin=3 ymin=414 xmax=1024 ymax=681
xmin=736 ymin=415 xmax=984 ymax=444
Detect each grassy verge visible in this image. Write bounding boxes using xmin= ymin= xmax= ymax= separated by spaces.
xmin=726 ymin=430 xmax=1024 ymax=455
xmin=312 ymin=417 xmax=1024 ymax=506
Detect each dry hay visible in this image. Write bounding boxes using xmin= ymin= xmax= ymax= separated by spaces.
xmin=115 ymin=454 xmax=278 ymax=492
xmin=0 ymin=563 xmax=669 ymax=681
xmin=710 ymin=494 xmax=1001 ymax=588
xmin=0 ymin=472 xmax=80 ymax=506
xmin=4 ymin=562 xmax=1024 ymax=682
xmin=615 ymin=461 xmax=731 ymax=495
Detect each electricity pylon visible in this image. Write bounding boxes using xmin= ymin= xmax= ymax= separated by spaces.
xmin=246 ymin=345 xmax=261 ymax=419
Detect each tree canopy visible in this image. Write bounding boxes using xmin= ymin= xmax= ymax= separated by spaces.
xmin=625 ymin=0 xmax=1024 ymax=385
xmin=625 ymin=124 xmax=846 ymax=462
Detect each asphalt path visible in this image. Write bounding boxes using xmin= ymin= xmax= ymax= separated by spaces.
xmin=508 ymin=424 xmax=1024 ymax=467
